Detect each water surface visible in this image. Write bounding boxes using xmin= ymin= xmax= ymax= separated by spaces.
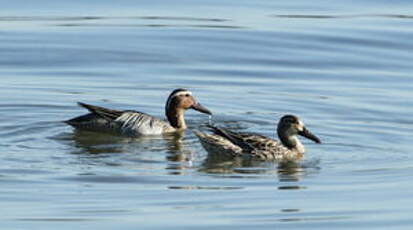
xmin=1 ymin=0 xmax=413 ymax=229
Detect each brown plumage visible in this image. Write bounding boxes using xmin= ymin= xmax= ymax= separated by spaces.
xmin=194 ymin=115 xmax=321 ymax=161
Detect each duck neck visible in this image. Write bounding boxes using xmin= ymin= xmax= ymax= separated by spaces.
xmin=278 ymin=132 xmax=305 ymax=154
xmin=166 ymin=107 xmax=187 ymax=130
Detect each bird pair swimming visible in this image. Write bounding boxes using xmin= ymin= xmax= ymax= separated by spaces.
xmin=66 ymin=88 xmax=321 ymax=160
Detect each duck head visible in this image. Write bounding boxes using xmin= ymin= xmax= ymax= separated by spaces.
xmin=165 ymin=88 xmax=212 ymax=129
xmin=277 ymin=115 xmax=321 ymax=153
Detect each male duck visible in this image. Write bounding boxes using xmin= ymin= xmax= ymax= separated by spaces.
xmin=194 ymin=115 xmax=321 ymax=161
xmin=65 ymin=88 xmax=212 ymax=136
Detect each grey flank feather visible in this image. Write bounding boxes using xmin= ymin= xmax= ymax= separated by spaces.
xmin=116 ymin=112 xmax=164 ymax=135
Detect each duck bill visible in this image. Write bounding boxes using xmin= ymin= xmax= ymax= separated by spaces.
xmin=191 ymin=102 xmax=212 ymax=115
xmin=298 ymin=127 xmax=321 ymax=144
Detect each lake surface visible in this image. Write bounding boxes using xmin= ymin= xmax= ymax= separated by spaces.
xmin=1 ymin=0 xmax=413 ymax=229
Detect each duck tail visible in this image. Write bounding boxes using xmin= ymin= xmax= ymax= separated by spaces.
xmin=204 ymin=125 xmax=248 ymax=151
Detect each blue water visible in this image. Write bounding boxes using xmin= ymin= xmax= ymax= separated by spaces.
xmin=1 ymin=0 xmax=413 ymax=229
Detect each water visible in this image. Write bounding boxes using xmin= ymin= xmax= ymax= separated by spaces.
xmin=1 ymin=0 xmax=413 ymax=229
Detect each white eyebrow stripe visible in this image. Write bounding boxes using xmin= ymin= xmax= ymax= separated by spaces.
xmin=166 ymin=91 xmax=192 ymax=109
xmin=171 ymin=91 xmax=192 ymax=98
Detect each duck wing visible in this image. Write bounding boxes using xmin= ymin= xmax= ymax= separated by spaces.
xmin=221 ymin=131 xmax=285 ymax=160
xmin=114 ymin=111 xmax=173 ymax=135
xmin=207 ymin=125 xmax=256 ymax=152
xmin=77 ymin=102 xmax=123 ymax=121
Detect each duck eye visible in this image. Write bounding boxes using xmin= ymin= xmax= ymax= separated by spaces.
xmin=185 ymin=94 xmax=190 ymax=97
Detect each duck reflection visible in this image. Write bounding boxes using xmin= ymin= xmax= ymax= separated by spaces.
xmin=64 ymin=129 xmax=190 ymax=156
xmin=68 ymin=130 xmax=132 ymax=154
xmin=70 ymin=131 xmax=175 ymax=154
xmin=277 ymin=160 xmax=304 ymax=183
xmin=200 ymin=150 xmax=319 ymax=185
xmin=164 ymin=131 xmax=197 ymax=175
xmin=56 ymin=128 xmax=196 ymax=174
xmin=164 ymin=131 xmax=188 ymax=161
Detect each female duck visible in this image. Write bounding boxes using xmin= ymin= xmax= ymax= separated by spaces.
xmin=194 ymin=115 xmax=321 ymax=161
xmin=65 ymin=88 xmax=212 ymax=136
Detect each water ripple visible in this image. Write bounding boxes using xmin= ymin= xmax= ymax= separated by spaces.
xmin=1 ymin=1 xmax=413 ymax=229
xmin=273 ymin=14 xmax=413 ymax=19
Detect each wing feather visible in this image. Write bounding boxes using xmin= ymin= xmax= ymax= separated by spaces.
xmin=207 ymin=125 xmax=255 ymax=152
xmin=77 ymin=102 xmax=123 ymax=121
xmin=115 ymin=112 xmax=169 ymax=135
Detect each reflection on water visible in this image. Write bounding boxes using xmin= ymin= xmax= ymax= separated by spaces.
xmin=67 ymin=130 xmax=133 ymax=154
xmin=57 ymin=128 xmax=198 ymax=175
xmin=164 ymin=132 xmax=196 ymax=175
xmin=200 ymin=146 xmax=320 ymax=189
xmin=277 ymin=161 xmax=306 ymax=182
xmin=62 ymin=129 xmax=187 ymax=155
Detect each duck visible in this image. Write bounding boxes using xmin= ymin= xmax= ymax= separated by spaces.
xmin=194 ymin=115 xmax=321 ymax=161
xmin=65 ymin=88 xmax=212 ymax=136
